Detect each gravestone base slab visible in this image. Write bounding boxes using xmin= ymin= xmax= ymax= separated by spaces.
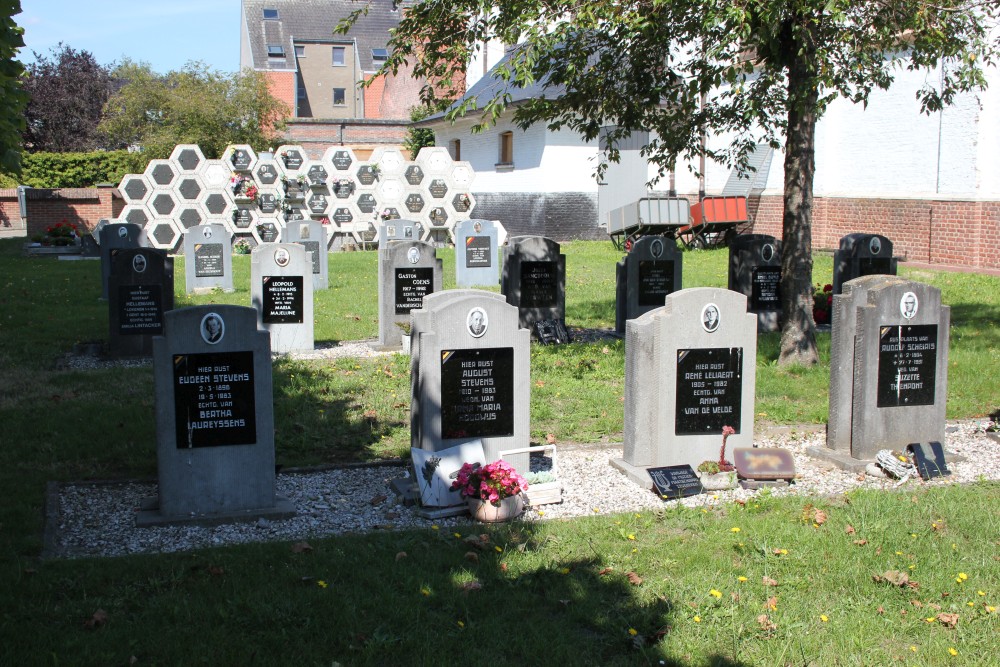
xmin=739 ymin=479 xmax=789 ymax=490
xmin=369 ymin=340 xmax=404 ymax=353
xmin=806 ymin=446 xmax=966 ymax=474
xmin=609 ymin=457 xmax=653 ymax=491
xmin=415 ymin=504 xmax=468 ymax=520
xmin=190 ymin=286 xmax=234 ymax=295
xmin=136 ymin=496 xmax=296 ymax=528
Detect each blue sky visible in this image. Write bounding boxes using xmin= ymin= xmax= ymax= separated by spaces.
xmin=17 ymin=0 xmax=240 ymax=74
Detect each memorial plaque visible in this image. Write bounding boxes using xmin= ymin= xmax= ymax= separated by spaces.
xmin=520 ymin=261 xmax=558 ymax=308
xmin=395 ymin=267 xmax=434 ymax=314
xmin=283 ymin=208 xmax=305 ymax=222
xmin=440 ymin=347 xmax=515 ymax=439
xmin=648 ymin=465 xmax=703 ymax=499
xmin=331 ymin=150 xmax=352 ymax=170
xmin=307 ymin=193 xmax=328 ymax=214
xmin=257 ymin=222 xmax=280 ymax=243
xmin=172 ymin=351 xmax=256 ymax=448
xmin=118 ymin=284 xmax=164 ymax=335
xmin=357 ymin=165 xmax=377 ymax=185
xmin=282 ymin=150 xmax=303 ymax=170
xmin=358 ymin=193 xmax=376 ymax=213
xmin=404 ymin=165 xmax=424 ymax=185
xmin=255 ymin=162 xmax=278 ymax=185
xmin=194 ymin=243 xmax=224 ymax=278
xmin=453 ymin=193 xmax=471 ymax=212
xmin=230 ymin=149 xmax=251 ymax=171
xmin=233 ymin=208 xmax=253 ymax=228
xmin=906 ymin=441 xmax=950 ymax=480
xmin=257 ymin=193 xmax=277 ymax=214
xmin=466 ymin=236 xmax=492 ymax=268
xmin=405 ymin=193 xmax=425 ymax=213
xmin=262 ymin=276 xmax=304 ymax=324
xmin=733 ymin=447 xmax=795 ymax=480
xmin=750 ymin=267 xmax=781 ymax=310
xmin=637 ymin=260 xmax=675 ymax=307
xmin=333 ymin=208 xmax=353 ymax=224
xmin=675 ymin=347 xmax=744 ymax=435
xmin=307 ymin=165 xmax=328 ymax=186
xmin=429 ymin=179 xmax=448 ymax=198
xmin=876 ymin=324 xmax=937 ymax=407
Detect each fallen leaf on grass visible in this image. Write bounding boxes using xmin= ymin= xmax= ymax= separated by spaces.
xmin=757 ymin=614 xmax=777 ymax=632
xmin=763 ymin=576 xmax=778 ymax=587
xmin=853 ymin=539 xmax=868 ymax=546
xmin=362 ymin=409 xmax=378 ymax=420
xmin=395 ymin=551 xmax=407 ymax=561
xmin=873 ymin=570 xmax=919 ymax=589
xmin=535 ymin=380 xmax=545 ymax=388
xmin=627 ymin=572 xmax=643 ymax=586
xmin=459 ymin=580 xmax=482 ymax=592
xmin=463 ymin=534 xmax=491 ymax=550
xmin=599 ymin=567 xmax=614 ymax=576
xmin=877 ymin=606 xmax=885 ymax=614
xmin=207 ymin=565 xmax=225 ymax=576
xmin=845 ymin=524 xmax=856 ymax=535
xmin=83 ymin=609 xmax=108 ymax=629
xmin=911 ymin=600 xmax=923 ymax=608
xmin=369 ymin=494 xmax=387 ymax=506
xmin=937 ymin=613 xmax=959 ymax=629
xmin=764 ymin=596 xmax=778 ymax=611
xmin=814 ymin=509 xmax=828 ymax=525
xmin=500 ymin=563 xmax=508 ymax=572
xmin=291 ymin=541 xmax=313 ymax=553
xmin=546 ymin=433 xmax=557 ymax=444
xmin=464 ymin=552 xmax=479 ymax=563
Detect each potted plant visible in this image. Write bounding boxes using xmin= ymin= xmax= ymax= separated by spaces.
xmin=813 ymin=283 xmax=833 ymax=325
xmin=451 ymin=460 xmax=529 ymax=522
xmin=697 ymin=425 xmax=738 ymax=490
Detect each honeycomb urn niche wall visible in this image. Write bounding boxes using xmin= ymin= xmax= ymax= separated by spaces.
xmin=114 ymin=144 xmax=478 ymax=252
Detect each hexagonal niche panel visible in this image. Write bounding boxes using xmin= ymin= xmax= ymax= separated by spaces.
xmin=306 ymin=192 xmax=330 ymax=216
xmin=281 ymin=204 xmax=308 ymax=224
xmin=376 ymin=179 xmax=404 ymax=203
xmin=119 ymin=175 xmax=151 ymax=204
xmin=355 ymin=162 xmax=379 ymax=188
xmin=255 ymin=159 xmax=280 ymax=186
xmin=330 ymin=204 xmax=358 ymax=227
xmin=356 ymin=192 xmax=377 ymax=214
xmin=224 ymin=145 xmax=257 ymax=173
xmin=174 ymin=174 xmax=204 ymax=202
xmin=428 ymin=206 xmax=448 ymax=227
xmin=170 ymin=144 xmax=206 ymax=173
xmin=331 ymin=177 xmax=355 ymax=199
xmin=177 ymin=205 xmax=205 ymax=230
xmin=150 ymin=191 xmax=178 ymax=217
xmin=449 ymin=192 xmax=476 ymax=215
xmin=231 ymin=206 xmax=257 ymax=230
xmin=255 ymin=190 xmax=280 ymax=215
xmin=369 ymin=147 xmax=405 ymax=177
xmin=275 ymin=145 xmax=307 ymax=175
xmin=403 ymin=165 xmax=425 ymax=186
xmin=404 ymin=192 xmax=426 ymax=214
xmin=144 ymin=159 xmax=177 ymax=188
xmin=198 ymin=159 xmax=234 ymax=190
xmin=146 ymin=219 xmax=181 ymax=250
xmin=252 ymin=218 xmax=282 ymax=245
xmin=416 ymin=146 xmax=455 ymax=174
xmin=120 ymin=204 xmax=153 ymax=228
xmin=305 ymin=161 xmax=329 ymax=188
xmin=202 ymin=192 xmax=232 ymax=218
xmin=322 ymin=146 xmax=356 ymax=172
xmin=450 ymin=161 xmax=475 ymax=188
xmin=426 ymin=178 xmax=448 ymax=200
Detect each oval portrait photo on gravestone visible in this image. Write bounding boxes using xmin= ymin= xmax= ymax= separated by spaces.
xmin=204 ymin=227 xmax=213 ymax=239
xmin=118 ymin=226 xmax=128 ymax=239
xmin=870 ymin=236 xmax=882 ymax=255
xmin=201 ymin=312 xmax=225 ymax=345
xmin=274 ymin=247 xmax=290 ymax=267
xmin=407 ymin=246 xmax=420 ymax=264
xmin=900 ymin=291 xmax=918 ymax=319
xmin=467 ymin=307 xmax=488 ymax=338
xmin=701 ymin=303 xmax=721 ymax=333
xmin=651 ymin=237 xmax=664 ymax=258
xmin=762 ymin=243 xmax=774 ymax=262
xmin=132 ymin=254 xmax=147 ymax=274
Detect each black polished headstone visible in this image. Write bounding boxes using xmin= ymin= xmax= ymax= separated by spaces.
xmin=675 ymin=347 xmax=744 ymax=435
xmin=876 ymin=324 xmax=937 ymax=407
xmin=109 ymin=247 xmax=174 ymax=358
xmin=395 ymin=267 xmax=434 ymax=314
xmin=172 ymin=350 xmax=257 ymax=448
xmin=440 ymin=347 xmax=515 ymax=439
xmin=832 ymin=233 xmax=898 ymax=294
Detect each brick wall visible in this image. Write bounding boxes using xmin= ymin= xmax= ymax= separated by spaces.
xmin=283 ymin=118 xmax=410 ymax=159
xmin=0 ymin=186 xmax=125 ymax=238
xmin=265 ymin=71 xmax=297 ymax=116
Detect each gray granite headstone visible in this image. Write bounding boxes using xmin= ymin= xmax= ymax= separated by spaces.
xmin=108 ymin=248 xmax=174 ymax=358
xmin=454 ymin=219 xmax=500 ymax=287
xmin=183 ymin=224 xmax=233 ymax=294
xmin=376 ymin=240 xmax=442 ymax=349
xmin=615 ymin=235 xmax=683 ymax=333
xmin=410 ymin=289 xmax=530 ymax=476
xmin=99 ymin=223 xmax=145 ymax=300
xmin=728 ymin=234 xmax=782 ymax=332
xmin=611 ymin=288 xmax=757 ymax=488
xmin=139 ymin=305 xmax=294 ymax=526
xmin=832 ymin=233 xmax=899 ymax=295
xmin=250 ymin=243 xmax=314 ymax=354
xmin=500 ymin=236 xmax=566 ymax=335
xmin=816 ymin=276 xmax=950 ymax=468
xmin=282 ymin=220 xmax=328 ymax=290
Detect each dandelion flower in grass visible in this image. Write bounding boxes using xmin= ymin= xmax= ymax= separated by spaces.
xmin=910 ymin=646 xmax=917 ymax=653
xmin=925 ymin=617 xmax=936 ymax=623
xmin=431 ymin=525 xmax=439 ymax=531
xmin=820 ymin=614 xmax=829 ymax=622
xmin=453 ymin=532 xmax=462 ymax=539
xmin=978 ymin=591 xmax=986 ymax=597
xmin=420 ymin=587 xmax=431 ymax=596
xmin=628 ymin=628 xmax=638 ymax=636
xmin=709 ymin=589 xmax=723 ymax=599
xmin=958 ymin=572 xmax=968 ymax=581
xmin=967 ymin=602 xmax=975 ymax=607
xmin=988 ymin=606 xmax=997 ymax=613
xmin=457 ymin=621 xmax=465 ymax=628
xmin=538 ymin=510 xmax=545 ymax=516
xmin=948 ymin=648 xmax=958 ymax=656
xmin=738 ymin=576 xmax=748 ymax=583
xmin=731 ymin=527 xmax=741 ymax=533
xmin=628 ymin=534 xmax=636 ymax=541
xmin=317 ymin=580 xmax=328 ymax=588
xmin=693 ymin=616 xmax=701 ymax=623
xmin=559 ymin=567 xmax=571 ymax=575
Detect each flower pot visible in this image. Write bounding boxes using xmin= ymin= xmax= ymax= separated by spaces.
xmin=697 ymin=471 xmax=738 ymax=491
xmin=468 ymin=494 xmax=524 ymax=523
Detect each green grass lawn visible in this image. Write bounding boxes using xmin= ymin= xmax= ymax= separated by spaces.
xmin=0 ymin=238 xmax=997 ymax=665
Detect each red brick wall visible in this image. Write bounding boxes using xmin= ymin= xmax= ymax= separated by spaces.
xmin=265 ymin=71 xmax=297 ymax=116
xmin=283 ymin=119 xmax=410 ymax=159
xmin=0 ymin=186 xmax=125 ymax=237
xmin=748 ymin=195 xmax=1000 ymax=270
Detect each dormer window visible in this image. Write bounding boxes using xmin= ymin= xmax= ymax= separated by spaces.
xmin=372 ymin=48 xmax=389 ymax=64
xmin=263 ymin=8 xmax=279 ymax=20
xmin=267 ymin=44 xmax=285 ymax=58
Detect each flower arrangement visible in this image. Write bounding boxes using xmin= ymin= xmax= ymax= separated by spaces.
xmin=380 ymin=208 xmax=397 ymax=220
xmin=229 ymin=175 xmax=255 ymax=198
xmin=813 ymin=283 xmax=834 ymax=325
xmin=450 ymin=460 xmax=528 ymax=507
xmin=32 ymin=220 xmax=79 ymax=246
xmin=281 ymin=174 xmax=307 ymax=188
xmin=317 ymin=216 xmax=331 ymax=225
xmin=458 ymin=194 xmax=471 ymax=206
xmin=233 ymin=239 xmax=252 ymax=255
xmin=697 ymin=425 xmax=736 ymax=475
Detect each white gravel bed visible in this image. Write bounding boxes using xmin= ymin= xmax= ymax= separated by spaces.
xmin=48 ymin=421 xmax=998 ymax=560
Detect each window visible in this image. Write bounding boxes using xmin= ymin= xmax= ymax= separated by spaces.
xmin=294 ymin=45 xmax=305 ymax=58
xmin=262 ymin=8 xmax=279 ymax=20
xmin=372 ymin=48 xmax=389 ymax=64
xmin=498 ymin=131 xmax=514 ymax=165
xmin=449 ymin=139 xmax=461 ymax=161
xmin=266 ymin=44 xmax=285 ymax=58
xmin=332 ymin=46 xmax=346 ymax=67
xmin=297 ymin=85 xmax=307 ymax=101
xmin=333 ymin=88 xmax=346 ymax=106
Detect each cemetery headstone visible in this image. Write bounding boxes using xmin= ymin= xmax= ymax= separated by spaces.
xmin=500 ymin=236 xmax=566 ymax=336
xmin=813 ymin=276 xmax=950 ymax=469
xmin=611 ymin=288 xmax=757 ymax=489
xmin=138 ymin=305 xmax=294 ymax=526
xmin=250 ymin=243 xmax=314 ymax=354
xmin=410 ymin=289 xmax=531 ymax=477
xmin=376 ymin=240 xmax=442 ymax=349
xmin=728 ymin=233 xmax=782 ymax=332
xmin=832 ymin=233 xmax=899 ymax=294
xmin=183 ymin=224 xmax=233 ymax=294
xmin=99 ymin=223 xmax=145 ymax=300
xmin=283 ymin=219 xmax=329 ymax=290
xmin=615 ymin=235 xmax=683 ymax=333
xmin=454 ymin=219 xmax=501 ymax=287
xmin=108 ymin=248 xmax=174 ymax=358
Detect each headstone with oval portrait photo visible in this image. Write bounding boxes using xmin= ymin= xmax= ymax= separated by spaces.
xmin=183 ymin=224 xmax=233 ymax=294
xmin=817 ymin=276 xmax=950 ymax=467
xmin=250 ymin=243 xmax=314 ymax=354
xmin=409 ymin=289 xmax=531 ymax=476
xmin=282 ymin=219 xmax=328 ymax=290
xmin=139 ymin=304 xmax=294 ymax=526
xmin=108 ymin=247 xmax=174 ymax=358
xmin=500 ymin=235 xmax=566 ymax=336
xmin=616 ymin=235 xmax=683 ymax=333
xmin=454 ymin=218 xmax=502 ymax=287
xmin=376 ymin=240 xmax=442 ymax=349
xmin=611 ymin=288 xmax=758 ymax=489
xmin=832 ymin=233 xmax=899 ymax=295
xmin=728 ymin=234 xmax=782 ymax=332
xmin=99 ymin=223 xmax=146 ymax=300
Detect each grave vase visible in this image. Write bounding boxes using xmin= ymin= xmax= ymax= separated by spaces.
xmin=468 ymin=494 xmax=524 ymax=523
xmin=697 ymin=471 xmax=738 ymax=491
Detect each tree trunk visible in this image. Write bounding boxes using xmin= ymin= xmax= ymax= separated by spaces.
xmin=778 ymin=41 xmax=820 ymax=366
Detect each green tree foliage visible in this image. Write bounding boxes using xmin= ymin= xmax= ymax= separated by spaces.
xmin=351 ymin=0 xmax=998 ymax=364
xmin=23 ymin=43 xmax=113 ymax=152
xmin=18 ymin=150 xmax=142 ymax=188
xmin=99 ymin=60 xmax=289 ymax=160
xmin=403 ymin=105 xmax=436 ymax=158
xmin=0 ymin=1 xmax=28 ymax=173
